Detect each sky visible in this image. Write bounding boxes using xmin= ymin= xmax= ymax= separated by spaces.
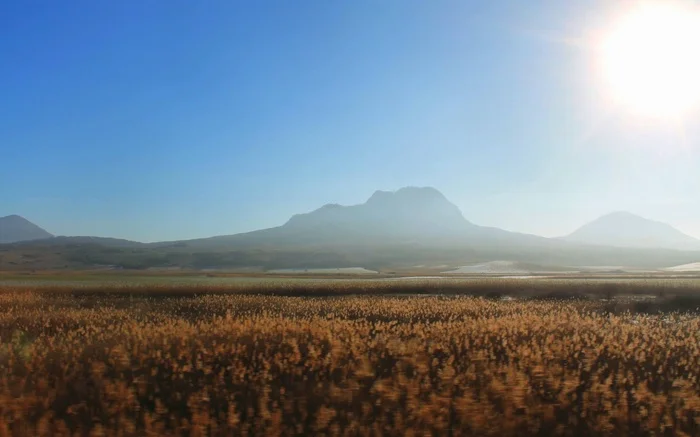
xmin=2 ymin=0 xmax=699 ymax=242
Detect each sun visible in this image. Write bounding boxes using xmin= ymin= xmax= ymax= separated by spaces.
xmin=598 ymin=1 xmax=700 ymax=120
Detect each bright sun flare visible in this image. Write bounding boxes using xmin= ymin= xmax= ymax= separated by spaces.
xmin=599 ymin=1 xmax=700 ymax=119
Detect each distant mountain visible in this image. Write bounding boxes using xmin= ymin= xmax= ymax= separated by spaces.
xmin=3 ymin=191 xmax=700 ymax=271
xmin=176 ymin=186 xmax=553 ymax=250
xmin=114 ymin=191 xmax=700 ymax=270
xmin=562 ymin=211 xmax=700 ymax=250
xmin=0 ymin=215 xmax=53 ymax=244
xmin=284 ymin=187 xmax=473 ymax=241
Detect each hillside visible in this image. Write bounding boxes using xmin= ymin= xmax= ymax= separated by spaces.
xmin=0 ymin=215 xmax=53 ymax=244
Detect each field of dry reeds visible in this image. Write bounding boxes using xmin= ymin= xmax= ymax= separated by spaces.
xmin=0 ymin=279 xmax=699 ymax=436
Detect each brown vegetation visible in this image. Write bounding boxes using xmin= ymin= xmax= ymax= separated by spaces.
xmin=0 ymin=285 xmax=699 ymax=436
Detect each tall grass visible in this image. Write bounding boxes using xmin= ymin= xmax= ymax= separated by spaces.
xmin=0 ymin=286 xmax=699 ymax=436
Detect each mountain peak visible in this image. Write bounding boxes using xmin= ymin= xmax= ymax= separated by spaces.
xmin=396 ymin=186 xmax=443 ymax=195
xmin=283 ymin=187 xmax=471 ymax=240
xmin=563 ymin=211 xmax=700 ymax=250
xmin=602 ymin=211 xmax=639 ymax=218
xmin=599 ymin=211 xmax=657 ymax=221
xmin=0 ymin=215 xmax=54 ymax=244
xmin=366 ymin=186 xmax=449 ymax=205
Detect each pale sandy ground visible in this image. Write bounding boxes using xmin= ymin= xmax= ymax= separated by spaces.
xmin=443 ymin=261 xmax=530 ymax=274
xmin=268 ymin=267 xmax=379 ymax=275
xmin=664 ymin=262 xmax=700 ymax=272
xmin=440 ymin=260 xmax=572 ymax=275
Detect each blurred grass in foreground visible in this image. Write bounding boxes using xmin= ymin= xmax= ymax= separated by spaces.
xmin=0 ymin=282 xmax=698 ymax=436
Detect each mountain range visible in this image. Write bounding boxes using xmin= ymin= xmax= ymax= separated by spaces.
xmin=172 ymin=187 xmax=552 ymax=250
xmin=1 ymin=187 xmax=699 ymax=271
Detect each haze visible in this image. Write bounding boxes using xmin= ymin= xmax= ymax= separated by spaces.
xmin=2 ymin=0 xmax=700 ymax=242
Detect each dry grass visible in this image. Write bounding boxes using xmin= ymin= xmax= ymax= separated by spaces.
xmin=0 ymin=285 xmax=699 ymax=436
xmin=3 ymin=276 xmax=700 ymax=298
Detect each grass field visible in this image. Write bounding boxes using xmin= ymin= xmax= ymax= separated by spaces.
xmin=1 ymin=278 xmax=699 ymax=436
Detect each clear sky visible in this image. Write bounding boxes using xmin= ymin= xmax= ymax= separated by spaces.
xmin=2 ymin=0 xmax=699 ymax=242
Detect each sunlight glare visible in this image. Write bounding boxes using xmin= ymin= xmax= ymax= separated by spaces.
xmin=598 ymin=1 xmax=700 ymax=120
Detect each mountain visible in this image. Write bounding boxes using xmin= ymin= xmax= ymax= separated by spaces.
xmin=562 ymin=211 xmax=700 ymax=250
xmin=142 ymin=189 xmax=700 ymax=270
xmin=175 ymin=186 xmax=553 ymax=250
xmin=284 ymin=187 xmax=473 ymax=241
xmin=0 ymin=215 xmax=53 ymax=244
xmin=3 ymin=191 xmax=700 ymax=271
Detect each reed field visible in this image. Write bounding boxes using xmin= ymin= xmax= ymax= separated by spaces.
xmin=0 ymin=278 xmax=699 ymax=436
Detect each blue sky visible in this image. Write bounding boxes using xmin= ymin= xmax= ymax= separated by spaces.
xmin=2 ymin=0 xmax=699 ymax=242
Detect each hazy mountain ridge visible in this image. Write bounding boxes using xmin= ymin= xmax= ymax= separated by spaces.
xmin=0 ymin=215 xmax=53 ymax=244
xmin=2 ymin=188 xmax=700 ymax=271
xmin=22 ymin=236 xmax=147 ymax=248
xmin=562 ymin=211 xmax=700 ymax=251
xmin=166 ymin=187 xmax=557 ymax=250
xmin=283 ymin=187 xmax=473 ymax=241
